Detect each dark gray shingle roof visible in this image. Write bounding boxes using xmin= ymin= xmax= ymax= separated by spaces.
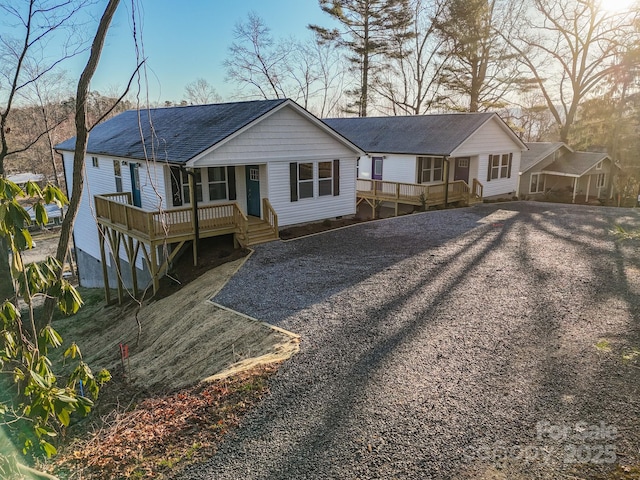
xmin=521 ymin=142 xmax=566 ymax=172
xmin=55 ymin=99 xmax=288 ymax=163
xmin=542 ymin=151 xmax=609 ymax=176
xmin=324 ymin=113 xmax=497 ymax=156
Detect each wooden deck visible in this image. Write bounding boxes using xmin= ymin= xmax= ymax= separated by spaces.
xmin=356 ymin=178 xmax=483 ymax=217
xmin=94 ymin=193 xmax=279 ymax=300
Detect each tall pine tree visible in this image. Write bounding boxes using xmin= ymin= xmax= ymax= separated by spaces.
xmin=433 ymin=0 xmax=523 ymax=112
xmin=310 ymin=0 xmax=413 ymax=117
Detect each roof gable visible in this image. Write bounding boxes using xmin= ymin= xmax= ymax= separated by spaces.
xmin=324 ymin=112 xmax=525 ymax=156
xmin=55 ymin=99 xmax=288 ymax=163
xmin=521 ymin=142 xmax=568 ymax=172
xmin=542 ymin=151 xmax=610 ymax=177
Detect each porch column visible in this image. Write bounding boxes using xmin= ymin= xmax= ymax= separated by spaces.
xmin=585 ymin=175 xmax=591 ymax=202
xmin=572 ymin=177 xmax=578 ymax=203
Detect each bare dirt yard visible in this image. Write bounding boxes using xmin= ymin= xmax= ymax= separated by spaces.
xmin=14 ymin=235 xmax=300 ymax=478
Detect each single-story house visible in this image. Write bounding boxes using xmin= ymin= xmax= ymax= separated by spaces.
xmin=56 ymin=99 xmax=363 ymax=295
xmin=324 ymin=112 xmax=528 ymax=200
xmin=518 ymin=142 xmax=614 ymax=202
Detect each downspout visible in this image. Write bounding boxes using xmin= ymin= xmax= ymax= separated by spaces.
xmin=444 ymin=156 xmax=450 ymax=207
xmin=185 ymin=167 xmax=200 ymax=261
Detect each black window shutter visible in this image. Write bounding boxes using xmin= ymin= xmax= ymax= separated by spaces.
xmin=227 ymin=166 xmax=237 ymax=200
xmin=507 ymin=153 xmax=513 ymax=178
xmin=290 ymin=162 xmax=298 ymax=202
xmin=170 ymin=166 xmax=182 ymax=206
xmin=417 ymin=157 xmax=423 ymax=183
xmin=487 ymin=155 xmax=492 ymax=182
xmin=333 ymin=159 xmax=340 ymax=196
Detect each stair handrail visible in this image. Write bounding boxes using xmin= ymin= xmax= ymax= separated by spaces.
xmin=262 ymin=198 xmax=279 ymax=236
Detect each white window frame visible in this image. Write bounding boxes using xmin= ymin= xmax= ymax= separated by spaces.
xmin=596 ymin=161 xmax=603 ymax=170
xmin=596 ymin=173 xmax=606 ymax=188
xmin=418 ymin=156 xmax=443 ymax=183
xmin=373 ymin=157 xmax=383 ymax=177
xmin=318 ymin=161 xmax=333 ymax=196
xmin=530 ymin=173 xmax=544 ymax=193
xmin=489 ymin=153 xmax=512 ymax=180
xmin=207 ymin=166 xmax=228 ymax=201
xmin=179 ymin=168 xmax=231 ymax=205
xmin=113 ymin=160 xmax=123 ymax=192
xmin=298 ymin=162 xmax=314 ymax=199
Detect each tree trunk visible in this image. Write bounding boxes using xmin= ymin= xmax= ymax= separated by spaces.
xmin=0 ymin=237 xmax=15 ymax=303
xmin=42 ymin=0 xmax=121 ymax=325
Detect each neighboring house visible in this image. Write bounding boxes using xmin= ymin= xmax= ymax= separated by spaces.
xmin=25 ymin=204 xmax=64 ymax=230
xmin=8 ymin=172 xmax=45 ymax=188
xmin=56 ymin=99 xmax=363 ymax=295
xmin=324 ymin=112 xmax=527 ymax=200
xmin=518 ymin=142 xmax=614 ymax=202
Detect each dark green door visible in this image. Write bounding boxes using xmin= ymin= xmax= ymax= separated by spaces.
xmin=130 ymin=163 xmax=142 ymax=207
xmin=246 ymin=165 xmax=260 ymax=217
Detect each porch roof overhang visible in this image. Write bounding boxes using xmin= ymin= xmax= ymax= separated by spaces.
xmin=539 ymin=170 xmax=581 ymax=178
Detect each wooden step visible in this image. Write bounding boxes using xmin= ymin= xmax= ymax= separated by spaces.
xmin=245 ymin=219 xmax=279 ymax=246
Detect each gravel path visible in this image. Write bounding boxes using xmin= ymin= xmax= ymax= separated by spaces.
xmin=182 ymin=201 xmax=640 ymax=479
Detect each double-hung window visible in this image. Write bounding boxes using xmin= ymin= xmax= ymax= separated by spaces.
xmin=596 ymin=173 xmax=606 ymax=188
xmin=530 ymin=173 xmax=544 ymax=193
xmin=113 ymin=160 xmax=123 ymax=192
xmin=298 ymin=163 xmax=314 ymax=199
xmin=487 ymin=153 xmax=512 ymax=181
xmin=290 ymin=160 xmax=340 ymax=201
xmin=207 ymin=167 xmax=227 ymax=201
xmin=171 ymin=166 xmax=235 ymax=206
xmin=418 ymin=157 xmax=443 ymax=183
xmin=318 ymin=161 xmax=333 ymax=196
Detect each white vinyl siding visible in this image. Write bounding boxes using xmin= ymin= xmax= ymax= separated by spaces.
xmin=478 ymin=152 xmax=521 ymax=197
xmin=191 ymin=106 xmax=356 ymax=166
xmin=63 ymin=154 xmax=167 ymax=275
xmin=269 ymin=158 xmax=357 ymax=226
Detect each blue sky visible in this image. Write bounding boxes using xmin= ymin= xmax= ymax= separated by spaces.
xmin=81 ymin=0 xmax=335 ymax=104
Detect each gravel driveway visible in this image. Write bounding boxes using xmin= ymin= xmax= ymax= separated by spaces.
xmin=183 ymin=201 xmax=640 ymax=479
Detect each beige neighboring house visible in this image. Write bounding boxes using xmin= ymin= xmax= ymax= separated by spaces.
xmin=518 ymin=142 xmax=614 ymax=203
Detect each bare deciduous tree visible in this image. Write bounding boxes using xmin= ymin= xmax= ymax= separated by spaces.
xmin=504 ymin=0 xmax=640 ymax=142
xmin=0 ymin=0 xmax=93 ymax=303
xmin=224 ymin=12 xmax=290 ymax=100
xmin=374 ymin=0 xmax=448 ymax=115
xmin=184 ymin=78 xmax=222 ymax=105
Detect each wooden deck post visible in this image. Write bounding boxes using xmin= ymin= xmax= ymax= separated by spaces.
xmin=127 ymin=235 xmax=139 ymax=298
xmin=572 ymin=177 xmax=578 ymax=203
xmin=150 ymin=243 xmax=159 ymax=294
xmin=187 ymin=169 xmax=199 ymax=266
xmin=98 ymin=225 xmax=111 ymax=304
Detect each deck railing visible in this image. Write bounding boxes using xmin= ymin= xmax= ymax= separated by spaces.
xmin=356 ymin=179 xmax=428 ymax=201
xmin=472 ymin=178 xmax=484 ymax=199
xmin=262 ymin=198 xmax=278 ymax=233
xmin=95 ymin=194 xmax=245 ymax=242
xmin=356 ymin=178 xmax=470 ymax=205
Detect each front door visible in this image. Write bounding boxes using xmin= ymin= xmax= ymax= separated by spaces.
xmin=372 ymin=157 xmax=383 ymax=180
xmin=245 ymin=165 xmax=261 ymax=217
xmin=130 ymin=163 xmax=142 ymax=207
xmin=454 ymin=157 xmax=470 ymax=183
